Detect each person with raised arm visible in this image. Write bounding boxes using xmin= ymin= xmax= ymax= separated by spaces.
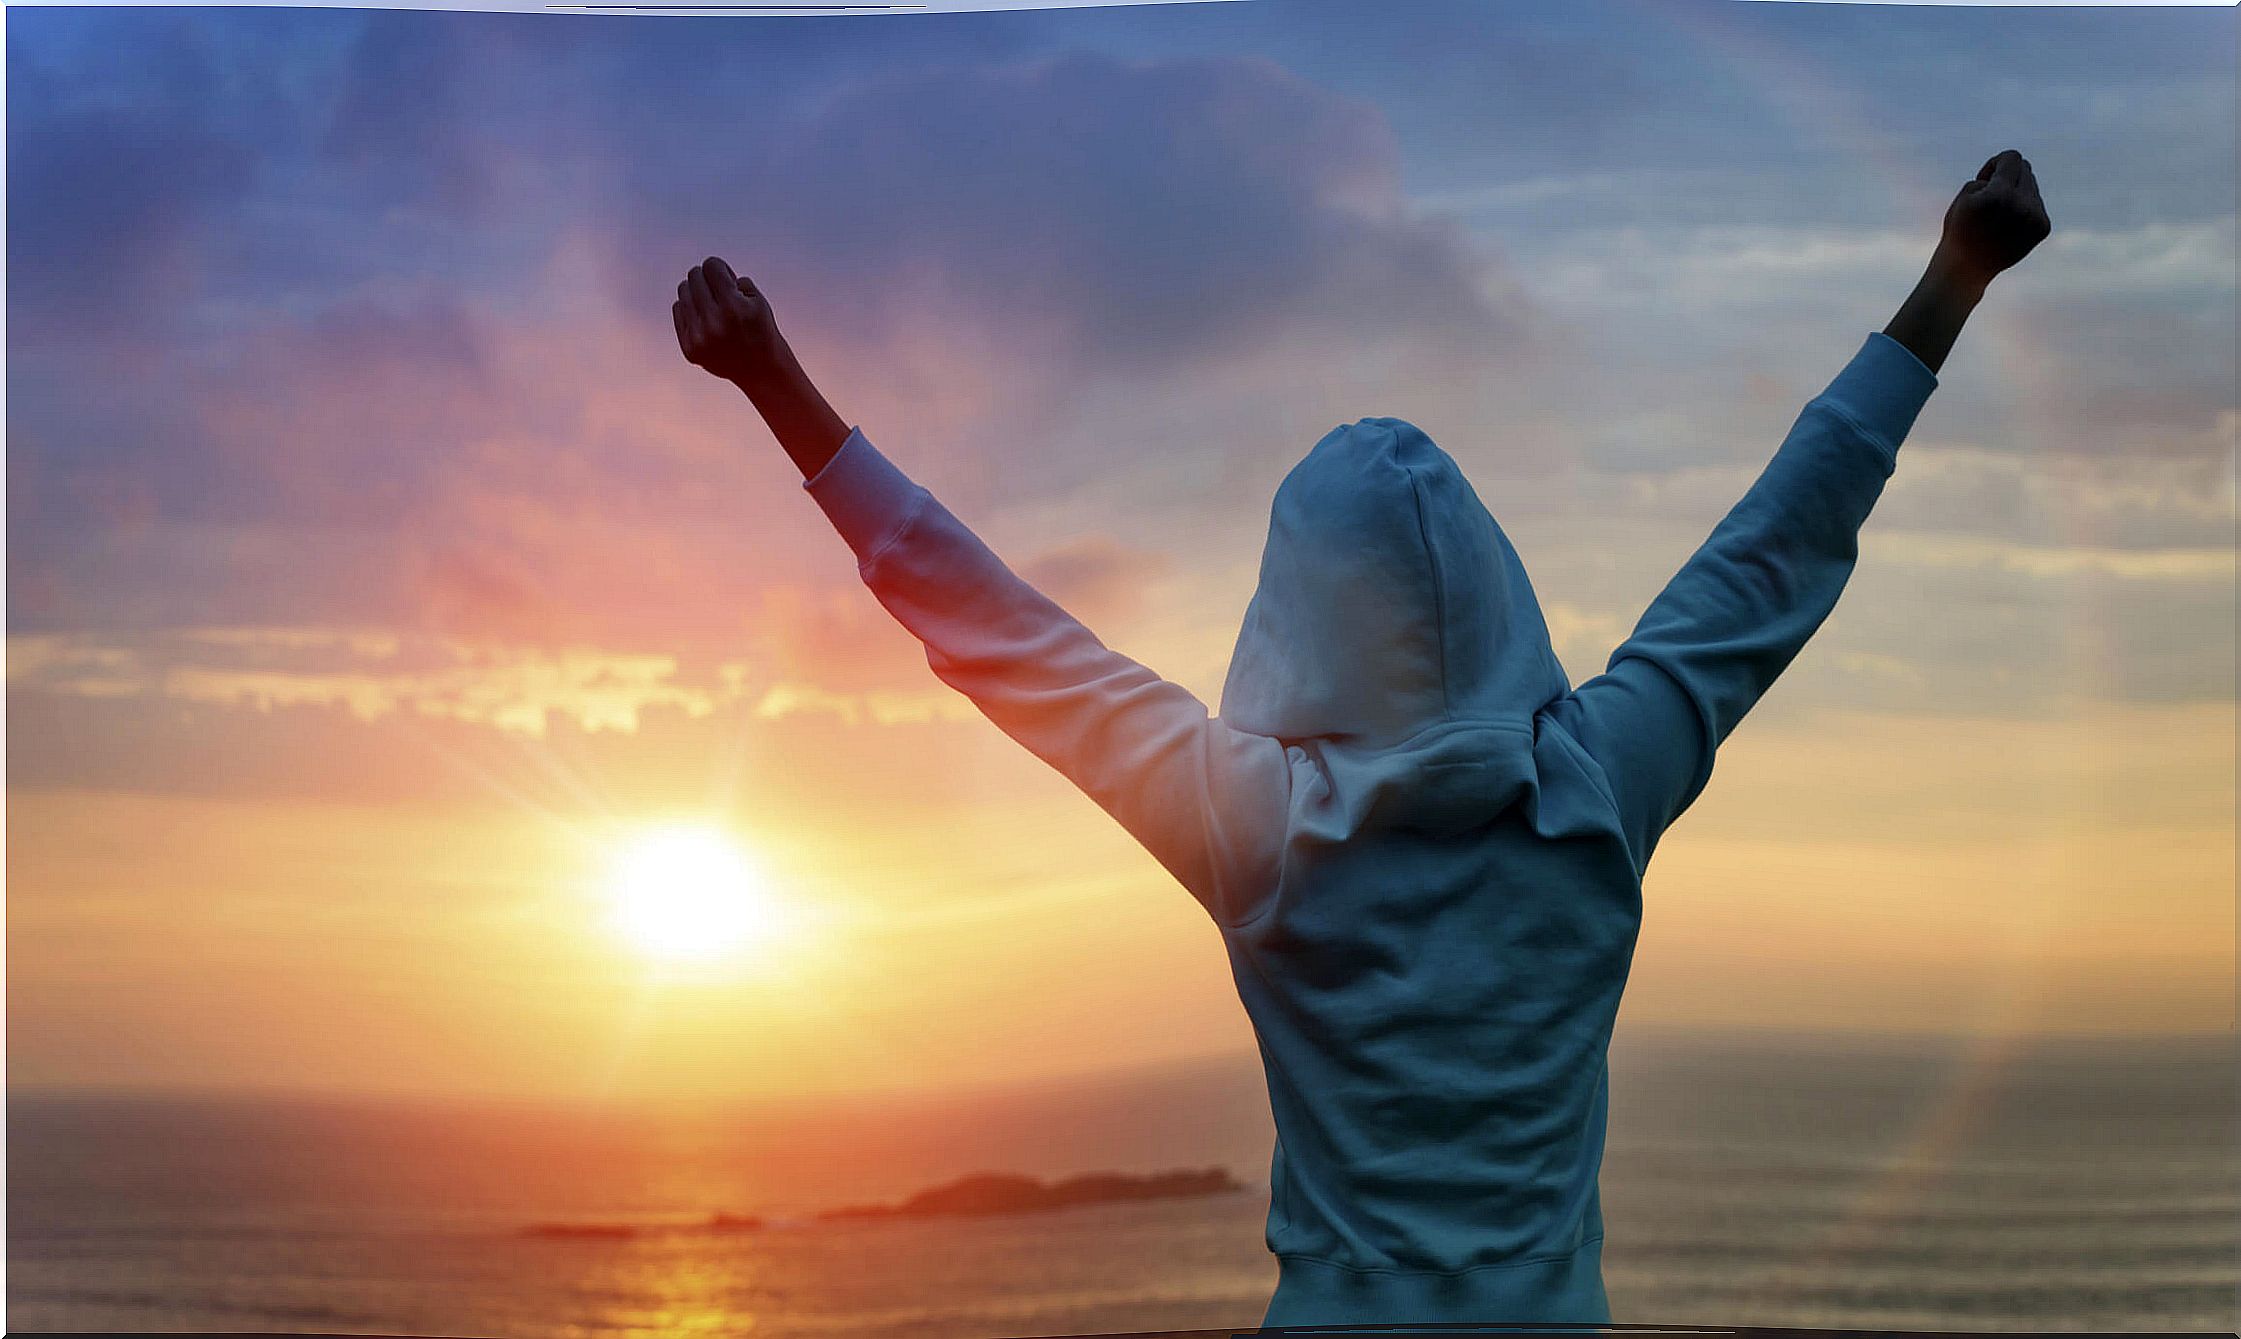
xmin=672 ymin=149 xmax=2050 ymax=1328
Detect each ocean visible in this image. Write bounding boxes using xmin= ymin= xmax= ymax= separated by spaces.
xmin=10 ymin=1030 xmax=2236 ymax=1336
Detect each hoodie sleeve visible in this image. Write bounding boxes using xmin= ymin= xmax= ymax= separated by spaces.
xmin=1552 ymin=331 xmax=1938 ymax=874
xmin=800 ymin=426 xmax=1293 ymax=928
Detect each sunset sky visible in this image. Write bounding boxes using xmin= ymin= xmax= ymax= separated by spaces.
xmin=7 ymin=0 xmax=2233 ymax=1105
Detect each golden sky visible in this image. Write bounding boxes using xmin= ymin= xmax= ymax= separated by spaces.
xmin=7 ymin=3 xmax=2233 ymax=1103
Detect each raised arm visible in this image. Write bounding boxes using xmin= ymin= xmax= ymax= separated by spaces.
xmin=1548 ymin=151 xmax=2051 ymax=874
xmin=674 ymin=258 xmax=1291 ymax=927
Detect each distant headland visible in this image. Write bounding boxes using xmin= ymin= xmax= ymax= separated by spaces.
xmin=520 ymin=1166 xmax=1242 ymax=1240
xmin=817 ymin=1167 xmax=1244 ymax=1221
xmin=521 ymin=1211 xmax=763 ymax=1240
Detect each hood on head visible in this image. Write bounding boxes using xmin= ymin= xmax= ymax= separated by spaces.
xmin=1218 ymin=417 xmax=1571 ymax=745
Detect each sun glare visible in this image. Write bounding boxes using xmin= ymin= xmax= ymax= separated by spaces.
xmin=604 ymin=826 xmax=787 ymax=964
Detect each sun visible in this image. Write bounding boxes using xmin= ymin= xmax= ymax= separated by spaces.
xmin=603 ymin=825 xmax=788 ymax=964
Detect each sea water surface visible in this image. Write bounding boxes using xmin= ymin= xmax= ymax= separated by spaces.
xmin=11 ymin=1031 xmax=2236 ymax=1336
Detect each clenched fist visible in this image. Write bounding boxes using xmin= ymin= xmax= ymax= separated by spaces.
xmin=673 ymin=254 xmax=849 ymax=475
xmin=1938 ymin=149 xmax=2052 ymax=288
xmin=674 ymin=256 xmax=787 ymax=388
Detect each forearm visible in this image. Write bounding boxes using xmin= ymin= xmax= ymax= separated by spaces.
xmin=736 ymin=340 xmax=850 ymax=479
xmin=1615 ymin=406 xmax=1887 ymax=747
xmin=799 ymin=427 xmax=1290 ymax=922
xmin=1610 ymin=332 xmax=1938 ymax=746
xmin=1881 ymin=243 xmax=1988 ymax=376
xmin=806 ymin=431 xmax=1178 ymax=748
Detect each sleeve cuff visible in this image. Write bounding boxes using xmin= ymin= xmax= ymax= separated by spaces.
xmin=801 ymin=425 xmax=928 ymax=565
xmin=1817 ymin=331 xmax=1940 ymax=449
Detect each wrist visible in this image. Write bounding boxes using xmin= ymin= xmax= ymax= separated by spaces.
xmin=727 ymin=336 xmax=850 ymax=478
xmin=1924 ymin=244 xmax=1993 ymax=304
xmin=729 ymin=335 xmax=804 ymax=400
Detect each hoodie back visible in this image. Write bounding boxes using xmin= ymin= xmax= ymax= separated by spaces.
xmin=1213 ymin=417 xmax=1632 ymax=1324
xmin=803 ymin=332 xmax=1942 ymax=1328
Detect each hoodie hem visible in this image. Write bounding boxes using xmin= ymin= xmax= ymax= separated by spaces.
xmin=1261 ymin=1237 xmax=1612 ymax=1328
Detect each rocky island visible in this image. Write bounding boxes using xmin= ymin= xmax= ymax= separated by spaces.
xmin=818 ymin=1167 xmax=1243 ymax=1221
xmin=522 ymin=1211 xmax=763 ymax=1240
xmin=521 ymin=1169 xmax=1240 ymax=1239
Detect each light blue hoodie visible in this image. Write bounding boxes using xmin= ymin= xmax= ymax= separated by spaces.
xmin=801 ymin=330 xmax=1939 ymax=1327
